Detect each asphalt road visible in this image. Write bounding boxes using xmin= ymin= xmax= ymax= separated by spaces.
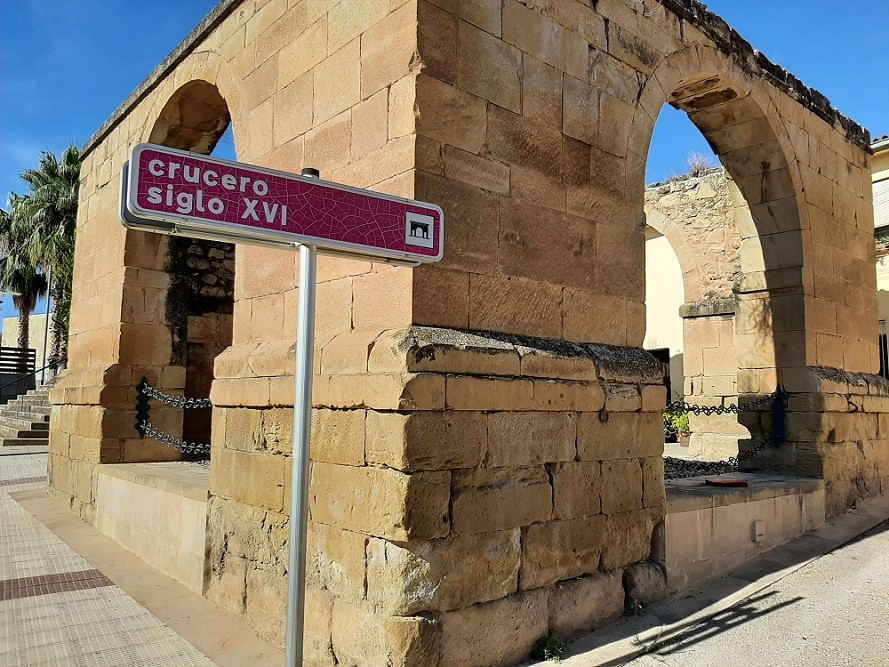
xmin=626 ymin=522 xmax=889 ymax=667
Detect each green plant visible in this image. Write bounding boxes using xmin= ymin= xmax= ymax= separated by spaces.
xmin=4 ymin=145 xmax=80 ymax=359
xmin=664 ymin=404 xmax=690 ymax=436
xmin=532 ymin=635 xmax=566 ymax=662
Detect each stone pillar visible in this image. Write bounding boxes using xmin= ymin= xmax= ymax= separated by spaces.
xmin=681 ymin=300 xmax=749 ymax=459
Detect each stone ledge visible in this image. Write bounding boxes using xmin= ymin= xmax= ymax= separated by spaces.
xmin=374 ymin=326 xmax=664 ymax=384
xmin=810 ymin=366 xmax=889 ymax=396
xmin=679 ymin=298 xmax=737 ymax=319
xmin=98 ymin=461 xmax=210 ymax=501
xmin=666 ymin=472 xmax=824 ymax=514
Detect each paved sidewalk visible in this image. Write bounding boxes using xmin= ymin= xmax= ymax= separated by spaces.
xmin=0 ymin=451 xmax=215 ymax=666
xmin=0 ymin=450 xmax=282 ymax=667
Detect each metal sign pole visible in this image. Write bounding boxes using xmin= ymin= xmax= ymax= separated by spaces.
xmin=285 ymin=169 xmax=320 ymax=667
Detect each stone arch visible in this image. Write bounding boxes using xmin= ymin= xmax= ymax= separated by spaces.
xmin=635 ymin=46 xmax=808 ymax=463
xmin=644 ymin=169 xmax=753 ymax=458
xmin=148 ymin=79 xmax=231 ymax=153
xmin=121 ymin=77 xmax=237 ymax=462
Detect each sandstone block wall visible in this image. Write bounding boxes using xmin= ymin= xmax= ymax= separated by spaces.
xmin=50 ymin=0 xmax=889 ymax=664
xmin=645 ymin=169 xmax=743 ymax=303
xmin=207 ymin=327 xmax=667 ymax=664
xmin=780 ymin=367 xmax=889 ymax=517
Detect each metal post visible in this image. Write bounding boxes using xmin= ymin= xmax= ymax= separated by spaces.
xmin=41 ymin=266 xmax=52 ymax=385
xmin=285 ymin=168 xmax=320 ymax=667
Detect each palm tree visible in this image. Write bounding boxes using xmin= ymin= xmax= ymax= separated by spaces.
xmin=0 ymin=205 xmax=48 ymax=354
xmin=10 ymin=146 xmax=80 ymax=359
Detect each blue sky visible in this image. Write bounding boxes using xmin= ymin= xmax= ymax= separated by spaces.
xmin=1 ymin=0 xmax=887 ymax=323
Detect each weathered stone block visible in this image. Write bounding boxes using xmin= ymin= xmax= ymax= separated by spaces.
xmin=331 ymin=601 xmax=441 ymax=667
xmin=365 ymin=410 xmax=487 ymax=471
xmin=602 ymin=509 xmax=661 ymax=570
xmin=642 ymin=456 xmax=666 ymax=508
xmin=313 ymin=39 xmax=360 ymax=125
xmin=487 ymin=104 xmax=562 ymax=179
xmin=457 ymin=20 xmax=521 ymax=113
xmin=550 ymin=461 xmax=601 ymax=520
xmin=304 ymin=586 xmax=337 ymax=667
xmin=548 ymin=570 xmax=624 ymax=638
xmin=350 ymin=88 xmax=388 ymax=161
xmin=206 ymin=551 xmax=248 ymax=614
xmin=523 ymin=55 xmax=562 ymax=130
xmin=486 ymin=412 xmax=576 ymax=467
xmin=418 ymin=0 xmax=457 ymax=84
xmin=624 ymin=561 xmax=667 ymax=606
xmin=415 ymin=170 xmax=500 ymax=272
xmin=442 ymin=144 xmax=511 ymax=195
xmin=600 ymin=458 xmax=643 ymax=514
xmin=451 ymin=466 xmax=552 ymax=534
xmin=314 ymin=523 xmax=367 ymax=601
xmin=604 ymin=383 xmax=642 ymax=412
xmin=365 ymin=530 xmax=520 ymax=613
xmin=563 ymin=75 xmax=598 ymax=145
xmin=446 ymin=375 xmax=534 ymax=411
xmin=311 ymin=409 xmax=366 ymax=466
xmin=361 ymin=2 xmax=417 ymax=98
xmin=415 ymin=75 xmax=487 ymax=154
xmin=310 ymin=462 xmax=450 ymax=540
xmin=439 ymin=589 xmax=549 ymax=667
xmin=468 ymin=273 xmax=563 ymax=340
xmin=577 ymin=412 xmax=663 ymax=461
xmin=520 ymin=515 xmax=606 ymax=590
xmin=245 ymin=562 xmax=287 ymax=642
xmin=531 ymin=380 xmax=605 ymax=412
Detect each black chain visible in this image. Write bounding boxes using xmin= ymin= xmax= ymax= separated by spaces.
xmin=665 ymin=390 xmax=777 ymax=417
xmin=664 ymin=389 xmax=783 ymax=479
xmin=140 ymin=420 xmax=211 ymax=459
xmin=140 ymin=383 xmax=213 ymax=409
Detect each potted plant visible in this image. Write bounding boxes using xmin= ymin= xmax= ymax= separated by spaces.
xmin=664 ymin=404 xmax=691 ymax=447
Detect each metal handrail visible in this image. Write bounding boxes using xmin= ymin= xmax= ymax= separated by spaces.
xmin=0 ymin=357 xmax=67 ymax=392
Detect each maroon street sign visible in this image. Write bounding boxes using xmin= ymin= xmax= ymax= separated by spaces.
xmin=121 ymin=144 xmax=444 ymax=264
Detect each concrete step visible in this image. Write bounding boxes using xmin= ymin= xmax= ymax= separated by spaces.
xmin=1 ymin=417 xmax=49 ymax=431
xmin=0 ymin=426 xmax=48 ymax=440
xmin=0 ymin=411 xmax=50 ymax=423
xmin=0 ymin=437 xmax=49 ymax=447
xmin=1 ymin=403 xmax=52 ymax=415
xmin=18 ymin=398 xmax=49 ymax=407
xmin=4 ymin=404 xmax=51 ymax=415
xmin=1 ymin=401 xmax=51 ymax=412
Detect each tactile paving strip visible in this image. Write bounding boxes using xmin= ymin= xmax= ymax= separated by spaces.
xmin=0 ymin=569 xmax=113 ymax=601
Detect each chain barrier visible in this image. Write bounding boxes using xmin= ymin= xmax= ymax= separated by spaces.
xmin=665 ymin=390 xmax=777 ymax=417
xmin=663 ymin=388 xmax=787 ymax=480
xmin=140 ymin=382 xmax=213 ymax=409
xmin=139 ymin=419 xmax=211 ymax=459
xmin=136 ymin=380 xmax=211 ymax=460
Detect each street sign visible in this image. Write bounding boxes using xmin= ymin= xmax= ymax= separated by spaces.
xmin=121 ymin=143 xmax=444 ymax=264
xmin=118 ymin=144 xmax=445 ymax=667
